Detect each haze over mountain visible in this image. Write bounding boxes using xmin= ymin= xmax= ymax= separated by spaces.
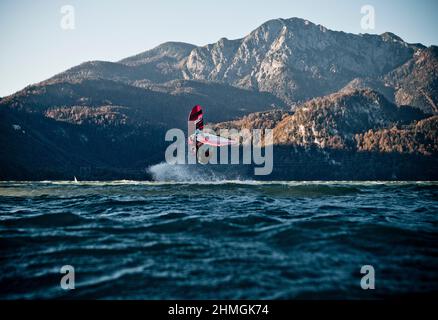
xmin=0 ymin=17 xmax=437 ymax=180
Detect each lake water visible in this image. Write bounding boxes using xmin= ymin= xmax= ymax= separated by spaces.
xmin=0 ymin=180 xmax=437 ymax=299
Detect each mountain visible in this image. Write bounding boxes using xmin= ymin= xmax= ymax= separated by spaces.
xmin=344 ymin=46 xmax=438 ymax=114
xmin=384 ymin=46 xmax=438 ymax=114
xmin=44 ymin=42 xmax=196 ymax=86
xmin=213 ymin=90 xmax=436 ymax=180
xmin=0 ymin=79 xmax=283 ymax=180
xmin=272 ymin=89 xmax=426 ymax=149
xmin=356 ymin=115 xmax=438 ymax=155
xmin=0 ymin=17 xmax=437 ymax=180
xmin=3 ymin=78 xmax=284 ymax=127
xmin=183 ymin=19 xmax=423 ymax=104
xmin=215 ymin=89 xmax=428 ymax=151
xmin=33 ymin=17 xmax=435 ymax=111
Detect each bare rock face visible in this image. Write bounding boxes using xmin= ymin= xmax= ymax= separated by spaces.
xmin=343 ymin=47 xmax=438 ymax=114
xmin=39 ymin=17 xmax=435 ymax=111
xmin=183 ymin=18 xmax=419 ymax=104
xmin=120 ymin=42 xmax=196 ymax=66
xmin=384 ymin=46 xmax=438 ymax=114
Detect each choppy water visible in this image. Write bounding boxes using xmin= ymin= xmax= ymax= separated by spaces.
xmin=0 ymin=180 xmax=437 ymax=299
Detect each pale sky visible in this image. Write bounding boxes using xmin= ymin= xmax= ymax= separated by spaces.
xmin=1 ymin=0 xmax=437 ymax=97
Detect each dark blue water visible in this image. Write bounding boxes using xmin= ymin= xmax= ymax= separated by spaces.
xmin=0 ymin=181 xmax=437 ymax=299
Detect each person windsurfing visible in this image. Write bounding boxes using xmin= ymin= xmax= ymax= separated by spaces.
xmin=188 ymin=105 xmax=236 ymax=164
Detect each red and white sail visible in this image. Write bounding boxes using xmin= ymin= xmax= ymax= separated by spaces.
xmin=188 ymin=105 xmax=237 ymax=164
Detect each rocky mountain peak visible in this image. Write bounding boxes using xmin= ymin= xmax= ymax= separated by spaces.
xmin=380 ymin=32 xmax=405 ymax=43
xmin=182 ymin=17 xmax=419 ymax=104
xmin=119 ymin=41 xmax=196 ymax=66
xmin=24 ymin=17 xmax=435 ymax=112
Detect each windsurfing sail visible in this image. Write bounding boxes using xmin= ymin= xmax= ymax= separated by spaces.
xmin=188 ymin=105 xmax=204 ymax=156
xmin=188 ymin=105 xmax=204 ymax=131
xmin=74 ymin=176 xmax=78 ymax=183
xmin=188 ymin=105 xmax=237 ymax=164
xmin=188 ymin=105 xmax=236 ymax=146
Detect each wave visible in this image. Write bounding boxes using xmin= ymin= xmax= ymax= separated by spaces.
xmin=0 ymin=212 xmax=88 ymax=228
xmin=0 ymin=176 xmax=437 ymax=187
xmin=1 ymin=181 xmax=438 ymax=187
xmin=1 ymin=180 xmax=438 ymax=299
xmin=147 ymin=162 xmax=231 ymax=182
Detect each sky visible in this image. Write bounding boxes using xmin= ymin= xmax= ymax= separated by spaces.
xmin=1 ymin=0 xmax=437 ymax=97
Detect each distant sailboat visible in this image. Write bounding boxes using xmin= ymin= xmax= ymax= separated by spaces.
xmin=74 ymin=176 xmax=78 ymax=183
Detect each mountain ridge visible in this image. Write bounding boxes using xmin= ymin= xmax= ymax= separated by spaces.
xmin=0 ymin=17 xmax=437 ymax=180
xmin=19 ymin=17 xmax=434 ymax=110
